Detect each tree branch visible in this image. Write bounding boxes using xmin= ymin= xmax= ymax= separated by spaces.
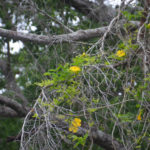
xmin=7 ymin=118 xmax=125 ymax=150
xmin=0 ymin=59 xmax=7 ymax=73
xmin=0 ymin=21 xmax=139 ymax=45
xmin=0 ymin=105 xmax=19 ymax=117
xmin=0 ymin=95 xmax=27 ymax=116
xmin=0 ymin=26 xmax=107 ymax=44
xmin=60 ymin=0 xmax=116 ymax=23
xmin=56 ymin=118 xmax=125 ymax=150
xmin=90 ymin=129 xmax=125 ymax=150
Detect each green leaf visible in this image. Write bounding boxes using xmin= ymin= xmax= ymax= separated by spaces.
xmin=35 ymin=80 xmax=54 ymax=87
xmin=32 ymin=113 xmax=39 ymax=118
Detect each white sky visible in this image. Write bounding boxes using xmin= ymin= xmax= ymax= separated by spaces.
xmin=1 ymin=21 xmax=36 ymax=53
xmin=105 ymin=0 xmax=121 ymax=6
xmin=105 ymin=0 xmax=136 ymax=6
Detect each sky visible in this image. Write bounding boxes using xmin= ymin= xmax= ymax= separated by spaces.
xmin=105 ymin=0 xmax=136 ymax=6
xmin=105 ymin=0 xmax=122 ymax=6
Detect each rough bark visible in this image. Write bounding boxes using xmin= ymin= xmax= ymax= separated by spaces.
xmin=0 ymin=106 xmax=19 ymax=117
xmin=0 ymin=106 xmax=21 ymax=118
xmin=90 ymin=129 xmax=125 ymax=150
xmin=0 ymin=95 xmax=27 ymax=116
xmin=0 ymin=26 xmax=107 ymax=45
xmin=0 ymin=21 xmax=139 ymax=45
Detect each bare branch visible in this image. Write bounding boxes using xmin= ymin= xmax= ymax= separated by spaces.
xmin=0 ymin=27 xmax=107 ymax=44
xmin=35 ymin=6 xmax=73 ymax=33
xmin=0 ymin=21 xmax=139 ymax=45
xmin=55 ymin=118 xmax=125 ymax=150
xmin=8 ymin=119 xmax=125 ymax=150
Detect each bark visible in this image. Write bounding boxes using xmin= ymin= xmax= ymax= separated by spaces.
xmin=0 ymin=26 xmax=107 ymax=45
xmin=0 ymin=106 xmax=19 ymax=117
xmin=0 ymin=21 xmax=139 ymax=45
xmin=90 ymin=129 xmax=125 ymax=150
xmin=0 ymin=95 xmax=27 ymax=116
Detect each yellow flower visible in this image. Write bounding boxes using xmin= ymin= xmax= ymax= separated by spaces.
xmin=116 ymin=50 xmax=126 ymax=57
xmin=137 ymin=112 xmax=142 ymax=121
xmin=69 ymin=118 xmax=81 ymax=133
xmin=69 ymin=66 xmax=81 ymax=73
xmin=69 ymin=126 xmax=78 ymax=133
xmin=74 ymin=118 xmax=81 ymax=124
xmin=82 ymin=52 xmax=86 ymax=56
xmin=72 ymin=118 xmax=81 ymax=127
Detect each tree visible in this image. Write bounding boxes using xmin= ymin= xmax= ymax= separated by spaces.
xmin=0 ymin=0 xmax=150 ymax=150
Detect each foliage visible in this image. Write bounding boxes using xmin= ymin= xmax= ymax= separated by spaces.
xmin=0 ymin=118 xmax=22 ymax=150
xmin=0 ymin=0 xmax=150 ymax=150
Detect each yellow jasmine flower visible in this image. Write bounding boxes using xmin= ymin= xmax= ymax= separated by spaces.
xmin=82 ymin=52 xmax=86 ymax=56
xmin=72 ymin=118 xmax=81 ymax=127
xmin=116 ymin=50 xmax=126 ymax=57
xmin=69 ymin=66 xmax=81 ymax=73
xmin=74 ymin=118 xmax=81 ymax=124
xmin=137 ymin=112 xmax=142 ymax=121
xmin=69 ymin=126 xmax=78 ymax=133
xmin=69 ymin=118 xmax=81 ymax=133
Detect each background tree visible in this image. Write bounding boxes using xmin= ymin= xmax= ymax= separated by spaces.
xmin=0 ymin=0 xmax=150 ymax=150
